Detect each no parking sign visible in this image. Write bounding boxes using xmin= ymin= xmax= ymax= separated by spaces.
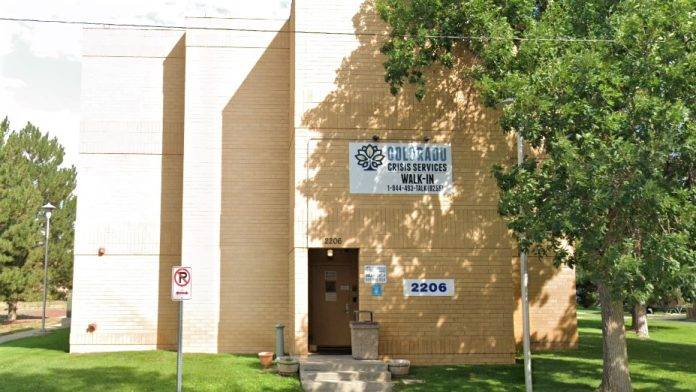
xmin=171 ymin=266 xmax=191 ymax=392
xmin=171 ymin=266 xmax=192 ymax=301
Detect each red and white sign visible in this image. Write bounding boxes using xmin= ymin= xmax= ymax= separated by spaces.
xmin=171 ymin=266 xmax=192 ymax=301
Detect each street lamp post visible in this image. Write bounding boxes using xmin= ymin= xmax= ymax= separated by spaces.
xmin=41 ymin=203 xmax=56 ymax=335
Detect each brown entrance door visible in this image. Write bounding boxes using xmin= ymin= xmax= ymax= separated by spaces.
xmin=309 ymin=249 xmax=359 ymax=350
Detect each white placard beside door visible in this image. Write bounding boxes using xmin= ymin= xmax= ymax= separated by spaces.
xmin=364 ymin=265 xmax=387 ymax=284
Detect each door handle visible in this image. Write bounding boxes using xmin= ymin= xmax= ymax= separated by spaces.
xmin=345 ymin=303 xmax=351 ymax=315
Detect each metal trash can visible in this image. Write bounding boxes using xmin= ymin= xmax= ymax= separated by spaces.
xmin=350 ymin=311 xmax=379 ymax=360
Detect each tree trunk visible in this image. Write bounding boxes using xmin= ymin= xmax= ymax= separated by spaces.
xmin=632 ymin=303 xmax=649 ymax=338
xmin=688 ymin=306 xmax=696 ymax=320
xmin=6 ymin=301 xmax=18 ymax=322
xmin=598 ymin=284 xmax=632 ymax=392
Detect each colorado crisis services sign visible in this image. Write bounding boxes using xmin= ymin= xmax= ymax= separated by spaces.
xmin=349 ymin=142 xmax=453 ymax=194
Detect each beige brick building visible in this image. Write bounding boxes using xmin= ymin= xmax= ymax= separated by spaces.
xmin=70 ymin=0 xmax=578 ymax=364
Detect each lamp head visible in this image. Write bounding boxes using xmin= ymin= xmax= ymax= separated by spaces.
xmin=42 ymin=203 xmax=56 ymax=218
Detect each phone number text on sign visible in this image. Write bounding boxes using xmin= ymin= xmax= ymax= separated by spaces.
xmin=403 ymin=279 xmax=455 ymax=297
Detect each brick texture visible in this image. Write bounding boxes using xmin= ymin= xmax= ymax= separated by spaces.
xmin=71 ymin=29 xmax=184 ymax=353
xmin=72 ymin=0 xmax=577 ymax=362
xmin=289 ymin=0 xmax=577 ymax=364
xmin=181 ymin=17 xmax=290 ymax=353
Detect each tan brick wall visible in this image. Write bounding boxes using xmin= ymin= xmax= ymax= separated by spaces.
xmin=181 ymin=17 xmax=290 ymax=353
xmin=290 ymin=0 xmax=577 ymax=364
xmin=513 ymin=258 xmax=579 ymax=349
xmin=71 ymin=29 xmax=184 ymax=353
xmin=72 ymin=1 xmax=577 ymax=361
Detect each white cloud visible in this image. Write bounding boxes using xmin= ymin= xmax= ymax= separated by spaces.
xmin=0 ymin=75 xmax=26 ymax=91
xmin=0 ymin=77 xmax=80 ymax=166
xmin=0 ymin=0 xmax=288 ymax=166
xmin=0 ymin=0 xmax=289 ymax=59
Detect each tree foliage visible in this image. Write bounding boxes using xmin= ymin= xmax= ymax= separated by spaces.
xmin=0 ymin=118 xmax=76 ymax=319
xmin=377 ymin=0 xmax=695 ymax=389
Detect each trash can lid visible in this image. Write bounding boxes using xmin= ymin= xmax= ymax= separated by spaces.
xmin=349 ymin=321 xmax=380 ymax=329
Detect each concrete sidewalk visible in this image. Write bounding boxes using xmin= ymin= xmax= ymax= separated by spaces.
xmin=0 ymin=318 xmax=70 ymax=345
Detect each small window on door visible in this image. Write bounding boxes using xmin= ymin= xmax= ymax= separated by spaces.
xmin=325 ymin=271 xmax=337 ymax=301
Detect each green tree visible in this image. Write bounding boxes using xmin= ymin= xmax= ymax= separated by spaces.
xmin=376 ymin=1 xmax=695 ymax=391
xmin=0 ymin=119 xmax=76 ymax=321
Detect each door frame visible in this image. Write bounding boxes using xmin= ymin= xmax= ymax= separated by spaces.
xmin=307 ymin=248 xmax=359 ymax=352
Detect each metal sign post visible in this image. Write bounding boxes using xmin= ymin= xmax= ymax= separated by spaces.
xmin=177 ymin=300 xmax=183 ymax=392
xmin=172 ymin=266 xmax=192 ymax=392
xmin=518 ymin=133 xmax=533 ymax=392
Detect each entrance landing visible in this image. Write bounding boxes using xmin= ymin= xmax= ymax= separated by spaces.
xmin=299 ymin=355 xmax=392 ymax=392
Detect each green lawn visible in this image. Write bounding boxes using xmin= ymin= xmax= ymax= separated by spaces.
xmin=397 ymin=310 xmax=696 ymax=391
xmin=0 ymin=330 xmax=300 ymax=391
xmin=0 ymin=310 xmax=694 ymax=391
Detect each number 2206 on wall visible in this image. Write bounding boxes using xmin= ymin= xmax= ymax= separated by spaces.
xmin=403 ymin=279 xmax=455 ymax=297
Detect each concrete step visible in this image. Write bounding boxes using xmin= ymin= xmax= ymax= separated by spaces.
xmin=299 ymin=356 xmax=393 ymax=392
xmin=300 ymin=357 xmax=388 ymax=373
xmin=301 ymin=380 xmax=393 ymax=392
xmin=301 ymin=370 xmax=391 ymax=382
xmin=301 ymin=362 xmax=388 ymax=372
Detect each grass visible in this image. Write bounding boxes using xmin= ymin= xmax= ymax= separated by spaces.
xmin=396 ymin=310 xmax=696 ymax=391
xmin=0 ymin=310 xmax=693 ymax=391
xmin=0 ymin=330 xmax=300 ymax=391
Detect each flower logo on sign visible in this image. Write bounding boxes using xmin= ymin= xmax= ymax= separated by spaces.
xmin=354 ymin=144 xmax=385 ymax=171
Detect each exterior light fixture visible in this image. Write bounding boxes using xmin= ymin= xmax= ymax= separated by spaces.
xmin=327 ymin=249 xmax=334 ymax=258
xmin=41 ymin=202 xmax=56 ymax=335
xmin=423 ymin=136 xmax=431 ymax=143
xmin=98 ymin=247 xmax=106 ymax=256
xmin=372 ymin=135 xmax=380 ymax=142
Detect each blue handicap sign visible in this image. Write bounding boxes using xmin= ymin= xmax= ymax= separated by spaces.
xmin=371 ymin=284 xmax=383 ymax=297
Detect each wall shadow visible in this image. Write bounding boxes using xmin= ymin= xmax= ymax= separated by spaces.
xmin=157 ymin=36 xmax=186 ymax=349
xmin=295 ymin=0 xmax=576 ymax=362
xmin=514 ymin=259 xmax=579 ymax=350
xmin=218 ymin=22 xmax=291 ymax=353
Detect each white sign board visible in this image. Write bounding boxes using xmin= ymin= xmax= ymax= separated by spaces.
xmin=349 ymin=142 xmax=453 ymax=194
xmin=364 ymin=265 xmax=387 ymax=284
xmin=403 ymin=279 xmax=455 ymax=297
xmin=171 ymin=266 xmax=192 ymax=301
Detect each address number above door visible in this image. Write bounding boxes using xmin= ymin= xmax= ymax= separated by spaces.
xmin=324 ymin=237 xmax=343 ymax=246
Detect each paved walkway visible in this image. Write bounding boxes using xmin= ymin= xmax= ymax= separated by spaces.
xmin=0 ymin=318 xmax=70 ymax=345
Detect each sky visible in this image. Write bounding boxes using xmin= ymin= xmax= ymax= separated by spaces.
xmin=0 ymin=0 xmax=289 ymax=166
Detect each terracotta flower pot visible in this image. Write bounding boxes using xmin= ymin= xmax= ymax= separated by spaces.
xmin=258 ymin=352 xmax=274 ymax=368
